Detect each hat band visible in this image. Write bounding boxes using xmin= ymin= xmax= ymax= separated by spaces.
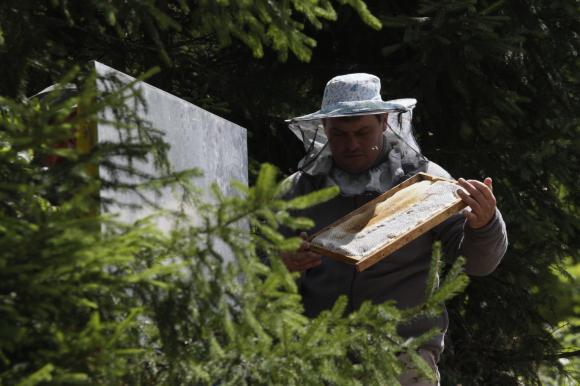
xmin=287 ymin=98 xmax=416 ymax=123
xmin=320 ymin=100 xmax=407 ymax=116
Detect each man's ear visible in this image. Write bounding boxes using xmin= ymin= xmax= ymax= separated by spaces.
xmin=382 ymin=113 xmax=388 ymax=131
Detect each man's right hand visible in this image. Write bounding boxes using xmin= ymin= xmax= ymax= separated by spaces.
xmin=280 ymin=232 xmax=322 ymax=272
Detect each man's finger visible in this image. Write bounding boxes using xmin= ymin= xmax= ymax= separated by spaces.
xmin=304 ymin=251 xmax=321 ymax=259
xmin=463 ymin=210 xmax=478 ymax=223
xmin=457 ymin=188 xmax=483 ymax=214
xmin=290 ymin=256 xmax=322 ymax=272
xmin=484 ymin=177 xmax=493 ymax=191
xmin=459 ymin=178 xmax=496 ymax=211
xmin=458 ymin=178 xmax=487 ymax=205
xmin=297 ymin=232 xmax=311 ymax=252
xmin=302 ymin=257 xmax=322 ymax=268
xmin=286 ymin=251 xmax=320 ymax=262
xmin=298 ymin=240 xmax=311 ymax=252
xmin=466 ymin=179 xmax=495 ymax=203
xmin=302 ymin=259 xmax=322 ymax=270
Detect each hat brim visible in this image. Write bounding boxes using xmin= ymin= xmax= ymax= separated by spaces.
xmin=286 ymin=98 xmax=417 ymax=123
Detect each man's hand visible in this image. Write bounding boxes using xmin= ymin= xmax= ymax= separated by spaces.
xmin=456 ymin=177 xmax=497 ymax=229
xmin=280 ymin=232 xmax=322 ymax=272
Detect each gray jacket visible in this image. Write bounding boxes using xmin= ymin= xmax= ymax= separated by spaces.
xmin=281 ymin=162 xmax=508 ymax=358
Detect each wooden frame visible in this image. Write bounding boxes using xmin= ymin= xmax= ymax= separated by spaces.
xmin=308 ymin=172 xmax=467 ymax=272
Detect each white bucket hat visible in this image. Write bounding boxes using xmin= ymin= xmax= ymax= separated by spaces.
xmin=286 ymin=73 xmax=425 ymax=189
xmin=287 ymin=73 xmax=415 ymax=123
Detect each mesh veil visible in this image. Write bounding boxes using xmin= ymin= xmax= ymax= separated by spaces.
xmin=287 ymin=99 xmax=427 ymax=178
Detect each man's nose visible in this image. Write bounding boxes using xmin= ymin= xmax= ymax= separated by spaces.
xmin=344 ymin=135 xmax=360 ymax=151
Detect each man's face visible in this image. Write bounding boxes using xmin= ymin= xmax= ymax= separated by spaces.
xmin=323 ymin=114 xmax=386 ymax=174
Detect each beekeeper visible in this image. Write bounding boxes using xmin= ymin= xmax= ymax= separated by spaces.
xmin=280 ymin=73 xmax=508 ymax=385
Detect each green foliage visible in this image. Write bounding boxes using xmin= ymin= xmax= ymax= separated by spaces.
xmin=0 ymin=68 xmax=190 ymax=384
xmin=0 ymin=71 xmax=470 ymax=384
xmin=538 ymin=259 xmax=580 ymax=385
xmin=0 ymin=0 xmax=384 ymax=98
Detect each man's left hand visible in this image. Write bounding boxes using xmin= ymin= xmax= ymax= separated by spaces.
xmin=456 ymin=177 xmax=496 ymax=229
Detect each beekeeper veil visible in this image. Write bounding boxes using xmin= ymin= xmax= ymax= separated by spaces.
xmin=286 ymin=73 xmax=428 ymax=196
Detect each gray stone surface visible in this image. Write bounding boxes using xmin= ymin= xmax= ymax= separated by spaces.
xmin=94 ymin=62 xmax=248 ymax=236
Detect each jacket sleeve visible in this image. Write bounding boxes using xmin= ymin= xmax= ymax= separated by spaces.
xmin=435 ymin=209 xmax=508 ymax=276
xmin=426 ymin=161 xmax=508 ymax=276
